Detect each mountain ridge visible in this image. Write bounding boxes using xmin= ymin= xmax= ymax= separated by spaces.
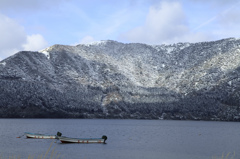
xmin=1 ymin=37 xmax=240 ymax=120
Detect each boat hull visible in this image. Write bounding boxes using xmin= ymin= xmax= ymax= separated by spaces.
xmin=58 ymin=136 xmax=105 ymax=144
xmin=25 ymin=132 xmax=56 ymax=139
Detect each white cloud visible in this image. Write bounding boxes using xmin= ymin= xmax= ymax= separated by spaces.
xmin=22 ymin=34 xmax=48 ymax=51
xmin=121 ymin=1 xmax=191 ymax=44
xmin=0 ymin=13 xmax=48 ymax=61
xmin=0 ymin=14 xmax=26 ymax=49
xmin=0 ymin=13 xmax=26 ymax=59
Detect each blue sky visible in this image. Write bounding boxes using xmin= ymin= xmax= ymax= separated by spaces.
xmin=0 ymin=0 xmax=240 ymax=60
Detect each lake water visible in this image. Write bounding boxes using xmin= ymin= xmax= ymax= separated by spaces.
xmin=0 ymin=119 xmax=239 ymax=159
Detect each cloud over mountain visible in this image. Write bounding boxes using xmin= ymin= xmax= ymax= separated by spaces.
xmin=0 ymin=13 xmax=48 ymax=60
xmin=121 ymin=1 xmax=211 ymax=44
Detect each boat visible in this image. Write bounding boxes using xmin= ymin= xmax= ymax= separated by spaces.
xmin=58 ymin=135 xmax=107 ymax=144
xmin=24 ymin=132 xmax=57 ymax=139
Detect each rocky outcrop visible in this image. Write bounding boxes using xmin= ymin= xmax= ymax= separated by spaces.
xmin=1 ymin=38 xmax=240 ymax=121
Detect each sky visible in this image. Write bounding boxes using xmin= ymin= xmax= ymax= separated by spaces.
xmin=0 ymin=0 xmax=240 ymax=60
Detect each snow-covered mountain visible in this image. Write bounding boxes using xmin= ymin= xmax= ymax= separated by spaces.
xmin=1 ymin=38 xmax=240 ymax=120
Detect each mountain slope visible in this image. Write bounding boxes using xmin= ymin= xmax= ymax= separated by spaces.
xmin=1 ymin=38 xmax=240 ymax=120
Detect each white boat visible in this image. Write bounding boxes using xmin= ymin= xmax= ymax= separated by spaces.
xmin=24 ymin=132 xmax=57 ymax=139
xmin=58 ymin=135 xmax=107 ymax=144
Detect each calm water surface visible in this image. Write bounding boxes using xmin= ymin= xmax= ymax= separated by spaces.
xmin=0 ymin=119 xmax=239 ymax=159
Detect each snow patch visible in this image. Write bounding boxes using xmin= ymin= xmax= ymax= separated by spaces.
xmin=41 ymin=51 xmax=50 ymax=59
xmin=39 ymin=49 xmax=50 ymax=59
xmin=165 ymin=47 xmax=174 ymax=53
xmin=0 ymin=61 xmax=6 ymax=66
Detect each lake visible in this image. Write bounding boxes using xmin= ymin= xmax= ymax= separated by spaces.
xmin=0 ymin=119 xmax=239 ymax=159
